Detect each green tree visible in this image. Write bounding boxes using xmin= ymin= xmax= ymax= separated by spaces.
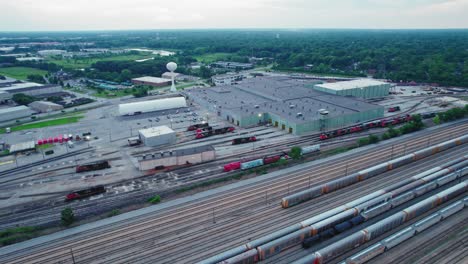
xmin=433 ymin=115 xmax=441 ymax=125
xmin=368 ymin=134 xmax=380 ymax=144
xmin=61 ymin=207 xmax=74 ymax=227
xmin=289 ymin=146 xmax=302 ymax=160
xmin=12 ymin=93 xmax=37 ymax=105
xmin=358 ymin=137 xmax=370 ymax=146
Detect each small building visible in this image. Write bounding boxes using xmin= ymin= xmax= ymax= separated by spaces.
xmin=313 ymin=79 xmax=390 ymax=99
xmin=28 ymin=101 xmax=64 ymax=113
xmin=118 ymin=97 xmax=187 ymax=116
xmin=38 ymin=50 xmax=67 ymax=56
xmin=9 ymin=141 xmax=36 ymax=153
xmin=138 ymin=125 xmax=176 ymax=147
xmin=0 ymin=105 xmax=33 ymax=122
xmin=0 ymin=91 xmax=12 ymax=103
xmin=212 ymin=73 xmax=245 ymax=86
xmin=211 ymin=61 xmax=254 ymax=70
xmin=162 ymin=72 xmax=199 ymax=82
xmin=138 ymin=145 xmax=215 ymax=171
xmin=131 ymin=76 xmax=171 ymax=87
xmin=16 ymin=57 xmax=44 ymax=62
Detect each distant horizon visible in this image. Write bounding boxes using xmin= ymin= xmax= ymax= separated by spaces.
xmin=2 ymin=0 xmax=468 ymax=32
xmin=1 ymin=27 xmax=468 ymax=34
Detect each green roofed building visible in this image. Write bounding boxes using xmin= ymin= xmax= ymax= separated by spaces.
xmin=313 ymin=79 xmax=390 ymax=99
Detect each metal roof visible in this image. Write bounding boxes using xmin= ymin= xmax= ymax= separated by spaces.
xmin=315 ymin=79 xmax=389 ymax=91
xmin=185 ymin=77 xmax=382 ymax=124
xmin=0 ymin=105 xmax=31 ymax=114
xmin=118 ymin=97 xmax=187 ymax=115
xmin=9 ymin=141 xmax=36 ymax=153
xmin=132 ymin=76 xmax=171 ymax=84
xmin=139 ymin=145 xmax=214 ymax=161
xmin=139 ymin=126 xmax=174 ymax=138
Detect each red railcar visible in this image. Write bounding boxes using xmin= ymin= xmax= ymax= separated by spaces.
xmin=188 ymin=123 xmax=209 ymax=131
xmin=65 ymin=185 xmax=106 ymax=201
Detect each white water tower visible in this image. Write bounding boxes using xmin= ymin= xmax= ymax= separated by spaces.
xmin=167 ymin=62 xmax=177 ymax=92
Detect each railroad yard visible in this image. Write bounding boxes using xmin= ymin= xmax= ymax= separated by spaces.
xmin=0 ymin=64 xmax=467 ymax=264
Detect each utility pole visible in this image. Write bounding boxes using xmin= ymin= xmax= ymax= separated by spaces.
xmin=70 ymin=248 xmax=76 ymax=264
xmin=212 ymin=208 xmax=216 ymax=224
xmin=391 ymin=145 xmax=394 ymax=160
xmin=265 ymin=191 xmax=268 ymax=205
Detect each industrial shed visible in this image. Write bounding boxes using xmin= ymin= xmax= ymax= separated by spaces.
xmin=138 ymin=126 xmax=176 ymax=147
xmin=138 ymin=145 xmax=215 ymax=171
xmin=0 ymin=83 xmax=62 ymax=96
xmin=118 ymin=97 xmax=187 ymax=116
xmin=28 ymin=101 xmax=64 ymax=113
xmin=313 ymin=79 xmax=390 ymax=99
xmin=185 ymin=77 xmax=384 ymax=135
xmin=0 ymin=105 xmax=33 ymax=122
xmin=0 ymin=91 xmax=12 ymax=103
xmin=131 ymin=76 xmax=171 ymax=87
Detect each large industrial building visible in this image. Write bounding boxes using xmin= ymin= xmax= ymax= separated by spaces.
xmin=131 ymin=76 xmax=171 ymax=87
xmin=211 ymin=61 xmax=254 ymax=70
xmin=185 ymin=77 xmax=384 ymax=135
xmin=313 ymin=79 xmax=390 ymax=99
xmin=118 ymin=97 xmax=187 ymax=116
xmin=138 ymin=126 xmax=176 ymax=147
xmin=28 ymin=101 xmax=64 ymax=113
xmin=212 ymin=73 xmax=245 ymax=86
xmin=0 ymin=105 xmax=33 ymax=122
xmin=138 ymin=145 xmax=215 ymax=171
xmin=0 ymin=83 xmax=62 ymax=96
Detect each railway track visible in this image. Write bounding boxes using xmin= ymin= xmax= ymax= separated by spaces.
xmin=0 ymin=123 xmax=466 ymax=263
xmin=0 ymin=123 xmax=466 ymax=230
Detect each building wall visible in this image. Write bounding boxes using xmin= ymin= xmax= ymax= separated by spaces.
xmin=139 ymin=149 xmax=215 ymax=170
xmin=139 ymin=131 xmax=176 ymax=147
xmin=3 ymin=85 xmax=62 ymax=97
xmin=0 ymin=107 xmax=33 ymax=122
xmin=314 ymin=83 xmax=390 ymax=99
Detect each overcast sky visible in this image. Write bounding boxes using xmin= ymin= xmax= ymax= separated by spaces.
xmin=1 ymin=0 xmax=467 ymax=31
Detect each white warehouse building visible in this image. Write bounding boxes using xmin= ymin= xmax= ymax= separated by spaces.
xmin=118 ymin=97 xmax=187 ymax=116
xmin=138 ymin=126 xmax=176 ymax=147
xmin=313 ymin=79 xmax=390 ymax=99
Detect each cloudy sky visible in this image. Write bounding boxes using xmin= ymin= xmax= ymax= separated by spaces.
xmin=1 ymin=0 xmax=467 ymax=31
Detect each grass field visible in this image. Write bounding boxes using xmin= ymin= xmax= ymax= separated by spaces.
xmin=0 ymin=115 xmax=84 ymax=134
xmin=193 ymin=53 xmax=232 ymax=63
xmin=0 ymin=67 xmax=48 ymax=80
xmin=47 ymin=52 xmax=154 ymax=69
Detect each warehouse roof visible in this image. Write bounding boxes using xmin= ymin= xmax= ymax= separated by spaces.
xmin=185 ymin=77 xmax=382 ymax=124
xmin=0 ymin=84 xmax=60 ymax=93
xmin=9 ymin=141 xmax=36 ymax=153
xmin=0 ymin=82 xmax=42 ymax=89
xmin=315 ymin=79 xmax=389 ymax=91
xmin=118 ymin=97 xmax=187 ymax=116
xmin=139 ymin=125 xmax=174 ymax=138
xmin=132 ymin=76 xmax=171 ymax=84
xmin=0 ymin=105 xmax=31 ymax=114
xmin=29 ymin=101 xmax=63 ymax=107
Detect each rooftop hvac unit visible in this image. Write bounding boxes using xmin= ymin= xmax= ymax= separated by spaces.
xmin=289 ymin=104 xmax=295 ymax=108
xmin=297 ymin=112 xmax=303 ymax=117
xmin=254 ymin=105 xmax=260 ymax=108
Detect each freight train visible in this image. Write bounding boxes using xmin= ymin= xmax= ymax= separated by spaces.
xmin=232 ymin=136 xmax=257 ymax=145
xmin=76 ymin=161 xmax=111 ymax=173
xmin=65 ymin=185 xmax=106 ymax=201
xmin=195 ymin=126 xmax=235 ymax=139
xmin=319 ymin=114 xmax=412 ymax=140
xmin=223 ymin=145 xmax=320 ymax=172
xmin=187 ymin=123 xmax=209 ymax=131
xmin=345 ymin=197 xmax=467 ymax=264
xmin=282 ymin=135 xmax=468 ymax=208
xmin=203 ymin=136 xmax=467 ymax=264
xmin=294 ymin=181 xmax=467 ymax=264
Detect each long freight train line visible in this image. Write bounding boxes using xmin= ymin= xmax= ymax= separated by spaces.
xmin=0 ymin=123 xmax=466 ymax=231
xmin=266 ymin=178 xmax=468 ymax=264
xmin=0 ymin=131 xmax=466 ymax=262
xmin=2 ymin=145 xmax=464 ymax=262
xmin=12 ymin=145 xmax=468 ymax=264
